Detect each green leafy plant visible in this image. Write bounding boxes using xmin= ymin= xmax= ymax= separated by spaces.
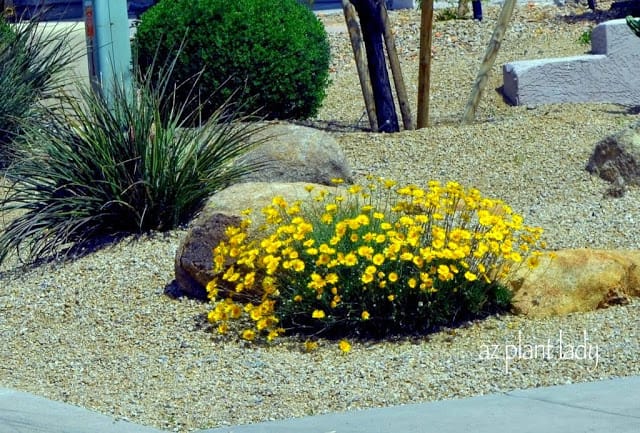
xmin=0 ymin=13 xmax=79 ymax=165
xmin=0 ymin=57 xmax=268 ymax=265
xmin=578 ymin=28 xmax=592 ymax=46
xmin=133 ymin=0 xmax=331 ymax=122
xmin=206 ymin=177 xmax=548 ymax=346
xmin=627 ymin=15 xmax=640 ymax=38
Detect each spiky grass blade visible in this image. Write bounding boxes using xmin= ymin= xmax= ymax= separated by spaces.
xmin=0 ymin=12 xmax=81 ymax=161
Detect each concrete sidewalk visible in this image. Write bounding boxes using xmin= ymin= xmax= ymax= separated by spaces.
xmin=0 ymin=388 xmax=164 ymax=433
xmin=1 ymin=376 xmax=639 ymax=433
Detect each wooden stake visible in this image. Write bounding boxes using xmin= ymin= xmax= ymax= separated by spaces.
xmin=417 ymin=0 xmax=434 ymax=129
xmin=461 ymin=0 xmax=516 ymax=124
xmin=380 ymin=3 xmax=413 ymax=130
xmin=341 ymin=0 xmax=377 ymax=131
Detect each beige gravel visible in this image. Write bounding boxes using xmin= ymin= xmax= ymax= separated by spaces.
xmin=2 ymin=4 xmax=640 ymax=433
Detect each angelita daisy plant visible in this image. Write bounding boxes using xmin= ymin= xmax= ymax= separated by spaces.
xmin=206 ymin=177 xmax=548 ymax=347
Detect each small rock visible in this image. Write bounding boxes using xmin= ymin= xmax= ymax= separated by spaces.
xmin=586 ymin=121 xmax=640 ymax=191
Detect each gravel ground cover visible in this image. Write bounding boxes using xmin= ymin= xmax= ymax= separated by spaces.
xmin=1 ymin=3 xmax=640 ymax=432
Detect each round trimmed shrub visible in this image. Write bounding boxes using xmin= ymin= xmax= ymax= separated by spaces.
xmin=133 ymin=0 xmax=331 ymax=121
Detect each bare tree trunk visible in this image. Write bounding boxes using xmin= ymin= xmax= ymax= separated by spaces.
xmin=351 ymin=0 xmax=399 ymax=133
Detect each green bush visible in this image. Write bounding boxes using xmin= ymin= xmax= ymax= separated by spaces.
xmin=206 ymin=177 xmax=548 ymax=347
xmin=0 ymin=15 xmax=78 ymax=165
xmin=0 ymin=59 xmax=268 ymax=266
xmin=133 ymin=0 xmax=331 ymax=121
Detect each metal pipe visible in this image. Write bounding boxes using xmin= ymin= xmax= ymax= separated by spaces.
xmin=84 ymin=0 xmax=132 ymax=102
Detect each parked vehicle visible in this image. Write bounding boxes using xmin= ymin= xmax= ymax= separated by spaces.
xmin=1 ymin=1 xmax=157 ymax=20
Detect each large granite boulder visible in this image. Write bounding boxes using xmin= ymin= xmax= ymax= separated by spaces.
xmin=587 ymin=122 xmax=640 ymax=195
xmin=172 ymin=182 xmax=338 ymax=300
xmin=234 ymin=122 xmax=354 ymax=185
xmin=507 ymin=249 xmax=640 ymax=317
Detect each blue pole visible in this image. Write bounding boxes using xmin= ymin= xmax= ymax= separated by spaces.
xmin=84 ymin=0 xmax=132 ymax=101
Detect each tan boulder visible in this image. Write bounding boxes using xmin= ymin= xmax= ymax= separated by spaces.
xmin=172 ymin=182 xmax=338 ymax=299
xmin=194 ymin=181 xmax=337 ymax=229
xmin=507 ymin=249 xmax=640 ymax=317
xmin=234 ymin=121 xmax=353 ymax=185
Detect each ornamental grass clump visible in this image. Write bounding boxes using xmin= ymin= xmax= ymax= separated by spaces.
xmin=207 ymin=177 xmax=547 ymax=343
xmin=0 ymin=58 xmax=267 ymax=265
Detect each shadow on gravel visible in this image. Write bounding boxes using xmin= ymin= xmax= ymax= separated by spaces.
xmin=292 ymin=119 xmax=372 ymax=133
xmin=0 ymin=231 xmax=151 ymax=279
xmin=622 ymin=105 xmax=640 ymax=115
xmin=559 ymin=0 xmax=640 ymax=24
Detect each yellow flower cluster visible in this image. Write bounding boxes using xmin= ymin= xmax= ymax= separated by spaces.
xmin=206 ymin=176 xmax=546 ymax=345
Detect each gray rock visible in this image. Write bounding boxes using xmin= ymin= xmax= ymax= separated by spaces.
xmin=172 ymin=182 xmax=338 ymax=300
xmin=586 ymin=122 xmax=640 ymax=195
xmin=235 ymin=122 xmax=353 ymax=185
